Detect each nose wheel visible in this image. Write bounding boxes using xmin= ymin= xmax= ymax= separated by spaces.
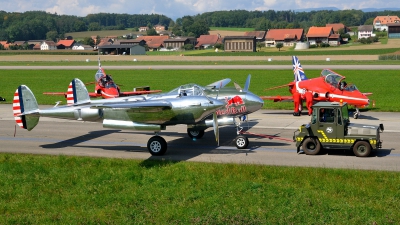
xmin=234 ymin=135 xmax=249 ymax=149
xmin=353 ymin=108 xmax=360 ymax=119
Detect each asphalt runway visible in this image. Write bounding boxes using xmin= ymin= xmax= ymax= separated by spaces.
xmin=1 ymin=104 xmax=399 ymax=171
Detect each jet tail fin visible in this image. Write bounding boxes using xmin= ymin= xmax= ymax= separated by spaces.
xmin=66 ymin=78 xmax=91 ymax=106
xmin=292 ymin=56 xmax=308 ymax=82
xmin=13 ymin=85 xmax=39 ymax=131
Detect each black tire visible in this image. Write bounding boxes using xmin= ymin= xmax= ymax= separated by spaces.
xmin=302 ymin=137 xmax=321 ymax=155
xmin=353 ymin=113 xmax=359 ymax=119
xmin=147 ymin=136 xmax=167 ymax=156
xmin=235 ymin=135 xmax=249 ymax=149
xmin=187 ymin=129 xmax=205 ymax=139
xmin=353 ymin=141 xmax=371 ymax=157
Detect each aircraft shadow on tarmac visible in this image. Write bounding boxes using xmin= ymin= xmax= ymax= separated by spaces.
xmin=40 ymin=130 xmax=121 ymax=149
xmin=38 ymin=120 xmax=290 ymax=163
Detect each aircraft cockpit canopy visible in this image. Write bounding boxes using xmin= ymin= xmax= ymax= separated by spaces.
xmin=321 ymin=69 xmax=346 ymax=90
xmin=168 ymin=83 xmax=205 ymax=96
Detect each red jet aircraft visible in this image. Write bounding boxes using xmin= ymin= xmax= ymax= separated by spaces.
xmin=44 ymin=60 xmax=162 ymax=99
xmin=260 ymin=56 xmax=372 ymax=119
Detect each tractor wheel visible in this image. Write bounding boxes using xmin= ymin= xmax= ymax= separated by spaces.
xmin=302 ymin=137 xmax=321 ymax=155
xmin=353 ymin=141 xmax=371 ymax=157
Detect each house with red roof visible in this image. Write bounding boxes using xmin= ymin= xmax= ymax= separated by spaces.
xmin=374 ymin=16 xmax=400 ymax=31
xmin=195 ymin=34 xmax=221 ymax=49
xmin=243 ymin=31 xmax=266 ymax=42
xmin=326 ymin=23 xmax=348 ymax=34
xmin=265 ymin=29 xmax=304 ymax=47
xmin=136 ymin=35 xmax=169 ymax=51
xmin=307 ymin=26 xmax=340 ymax=46
xmin=57 ymin=39 xmax=75 ymax=49
xmin=0 ymin=41 xmax=7 ymax=49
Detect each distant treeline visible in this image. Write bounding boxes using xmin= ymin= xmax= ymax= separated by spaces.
xmin=1 ymin=9 xmax=400 ymax=42
xmin=193 ymin=9 xmax=400 ymax=30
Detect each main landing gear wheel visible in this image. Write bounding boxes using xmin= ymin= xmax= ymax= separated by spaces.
xmin=302 ymin=137 xmax=321 ymax=155
xmin=353 ymin=141 xmax=371 ymax=157
xmin=147 ymin=136 xmax=167 ymax=156
xmin=235 ymin=135 xmax=249 ymax=149
xmin=187 ymin=129 xmax=205 ymax=139
xmin=353 ymin=113 xmax=359 ymax=119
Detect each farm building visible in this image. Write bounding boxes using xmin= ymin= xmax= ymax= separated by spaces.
xmin=388 ymin=23 xmax=400 ymax=38
xmin=224 ymin=36 xmax=256 ymax=52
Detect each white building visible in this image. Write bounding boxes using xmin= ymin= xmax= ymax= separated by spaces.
xmin=358 ymin=25 xmax=374 ymax=39
xmin=40 ymin=41 xmax=57 ymax=50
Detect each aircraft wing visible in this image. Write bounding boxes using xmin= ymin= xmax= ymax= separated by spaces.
xmin=91 ymin=100 xmax=172 ymax=112
xmin=260 ymin=96 xmax=294 ymax=102
xmin=206 ymin=78 xmax=231 ymax=89
xmin=119 ymin=90 xmax=162 ymax=96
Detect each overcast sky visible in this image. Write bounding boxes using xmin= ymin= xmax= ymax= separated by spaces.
xmin=1 ymin=0 xmax=398 ymax=20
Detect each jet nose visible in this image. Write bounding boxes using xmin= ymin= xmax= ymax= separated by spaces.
xmin=246 ymin=92 xmax=264 ymax=112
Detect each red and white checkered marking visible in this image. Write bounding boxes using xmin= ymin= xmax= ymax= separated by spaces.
xmin=66 ymin=82 xmax=74 ymax=105
xmin=13 ymin=88 xmax=24 ymax=129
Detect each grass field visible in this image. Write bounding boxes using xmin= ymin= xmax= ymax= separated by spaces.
xmin=0 ymin=153 xmax=399 ymax=224
xmin=1 ymin=60 xmax=400 ymax=66
xmin=1 ymin=69 xmax=399 ymax=112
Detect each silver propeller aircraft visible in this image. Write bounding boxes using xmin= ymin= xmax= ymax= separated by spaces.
xmin=13 ymin=75 xmax=263 ymax=155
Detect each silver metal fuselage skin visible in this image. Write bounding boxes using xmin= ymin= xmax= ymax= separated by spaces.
xmin=37 ymin=96 xmax=224 ymax=131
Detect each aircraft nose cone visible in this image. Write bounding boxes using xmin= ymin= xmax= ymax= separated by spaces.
xmin=246 ymin=93 xmax=264 ymax=112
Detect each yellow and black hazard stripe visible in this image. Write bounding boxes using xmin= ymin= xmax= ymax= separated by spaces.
xmin=296 ymin=130 xmax=377 ymax=145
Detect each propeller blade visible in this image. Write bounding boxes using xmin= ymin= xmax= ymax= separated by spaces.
xmin=213 ymin=112 xmax=219 ymax=146
xmin=234 ymin=82 xmax=242 ymax=91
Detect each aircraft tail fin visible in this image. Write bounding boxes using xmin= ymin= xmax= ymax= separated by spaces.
xmin=243 ymin=74 xmax=251 ymax=92
xmin=13 ymin=85 xmax=40 ymax=131
xmin=292 ymin=56 xmax=308 ymax=82
xmin=66 ymin=78 xmax=91 ymax=106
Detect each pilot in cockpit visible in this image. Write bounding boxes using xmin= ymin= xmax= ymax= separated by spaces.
xmin=340 ymin=81 xmax=347 ymax=90
xmin=180 ymin=90 xmax=187 ymax=96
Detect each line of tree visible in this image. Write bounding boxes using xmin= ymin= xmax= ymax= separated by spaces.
xmin=193 ymin=9 xmax=400 ymax=30
xmin=0 ymin=9 xmax=400 ymax=42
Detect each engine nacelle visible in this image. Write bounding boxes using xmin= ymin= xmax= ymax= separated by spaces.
xmin=205 ymin=117 xmax=235 ymax=127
